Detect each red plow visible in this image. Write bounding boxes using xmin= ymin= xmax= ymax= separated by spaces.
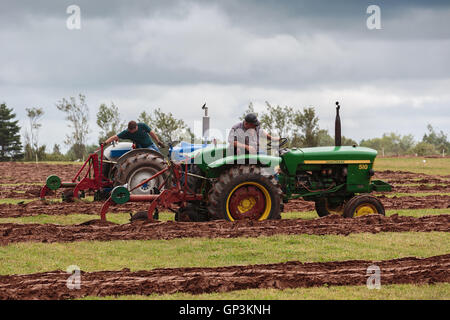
xmin=40 ymin=144 xmax=113 ymax=201
xmin=100 ymin=159 xmax=204 ymax=222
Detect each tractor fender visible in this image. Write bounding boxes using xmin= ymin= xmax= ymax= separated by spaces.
xmin=114 ymin=148 xmax=165 ymax=169
xmin=207 ymin=154 xmax=281 ymax=171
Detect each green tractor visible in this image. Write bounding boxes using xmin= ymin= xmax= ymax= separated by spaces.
xmin=181 ymin=102 xmax=392 ymax=221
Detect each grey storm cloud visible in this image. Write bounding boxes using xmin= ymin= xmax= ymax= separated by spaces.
xmin=0 ymin=0 xmax=449 ymax=150
xmin=1 ymin=0 xmax=449 ymax=88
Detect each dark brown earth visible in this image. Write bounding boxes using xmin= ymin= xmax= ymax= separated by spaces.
xmin=0 ymin=184 xmax=41 ymax=199
xmin=0 ymin=214 xmax=448 ymax=245
xmin=0 ymin=162 xmax=82 ymax=184
xmin=0 ymin=167 xmax=449 ymax=218
xmin=283 ymin=195 xmax=450 ymax=212
xmin=0 ymin=195 xmax=449 ymax=219
xmin=0 ymin=254 xmax=448 ymax=300
xmin=0 ymin=200 xmax=149 ymax=218
xmin=374 ymin=170 xmax=450 ymax=185
xmin=2 ymin=182 xmax=450 ymax=200
xmin=1 ymin=164 xmax=449 ymax=200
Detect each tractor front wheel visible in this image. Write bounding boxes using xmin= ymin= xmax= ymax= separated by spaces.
xmin=343 ymin=195 xmax=385 ymax=218
xmin=208 ymin=165 xmax=282 ymax=221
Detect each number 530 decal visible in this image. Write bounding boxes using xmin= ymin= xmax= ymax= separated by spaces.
xmin=359 ymin=164 xmax=369 ymax=170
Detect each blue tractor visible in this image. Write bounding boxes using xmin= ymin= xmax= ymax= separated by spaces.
xmin=102 ymin=141 xmax=211 ymax=195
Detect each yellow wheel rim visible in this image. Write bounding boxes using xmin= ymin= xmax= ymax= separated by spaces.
xmin=237 ymin=196 xmax=256 ymax=213
xmin=226 ymin=182 xmax=272 ymax=221
xmin=354 ymin=203 xmax=378 ymax=217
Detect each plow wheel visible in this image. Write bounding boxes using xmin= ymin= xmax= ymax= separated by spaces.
xmin=343 ymin=195 xmax=385 ymax=218
xmin=208 ymin=165 xmax=282 ymax=221
xmin=114 ymin=153 xmax=169 ymax=195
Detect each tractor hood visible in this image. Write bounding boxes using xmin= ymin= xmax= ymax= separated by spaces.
xmin=188 ymin=145 xmax=281 ymax=177
xmin=281 ymin=146 xmax=377 ymax=175
xmin=104 ymin=142 xmax=133 ymax=160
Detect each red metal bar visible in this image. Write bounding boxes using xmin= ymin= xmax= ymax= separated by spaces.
xmin=71 ymin=155 xmax=93 ymax=183
xmin=99 ymin=144 xmax=104 ymax=182
xmin=129 ymin=195 xmax=160 ymax=201
xmin=100 ymin=198 xmax=113 ymax=221
xmin=39 ymin=185 xmax=50 ymax=200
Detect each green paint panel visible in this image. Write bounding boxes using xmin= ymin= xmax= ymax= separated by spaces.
xmin=281 ymin=146 xmax=377 ymax=175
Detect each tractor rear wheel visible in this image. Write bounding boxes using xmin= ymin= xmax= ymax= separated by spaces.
xmin=207 ymin=165 xmax=282 ymax=221
xmin=114 ymin=153 xmax=169 ymax=195
xmin=343 ymin=195 xmax=385 ymax=218
xmin=314 ymin=198 xmax=345 ymax=217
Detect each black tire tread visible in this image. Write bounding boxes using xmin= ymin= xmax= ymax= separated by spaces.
xmin=207 ymin=165 xmax=283 ymax=221
xmin=113 ymin=153 xmax=168 ymax=188
xmin=343 ymin=194 xmax=385 ymax=218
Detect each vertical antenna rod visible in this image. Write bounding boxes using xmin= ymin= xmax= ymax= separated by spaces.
xmin=335 ymin=101 xmax=342 ymax=147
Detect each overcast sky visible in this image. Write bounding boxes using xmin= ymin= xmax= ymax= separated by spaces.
xmin=1 ymin=0 xmax=449 ymax=151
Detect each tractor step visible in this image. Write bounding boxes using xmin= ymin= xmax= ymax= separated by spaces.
xmin=370 ymin=180 xmax=392 ymax=192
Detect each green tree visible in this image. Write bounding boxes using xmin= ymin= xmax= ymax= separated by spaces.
xmin=138 ymin=108 xmax=194 ymax=143
xmin=317 ymin=129 xmax=356 ymax=147
xmin=360 ymin=133 xmax=415 ymax=156
xmin=0 ymin=103 xmax=23 ymax=161
xmin=260 ymin=102 xmax=293 ymax=138
xmin=24 ymin=107 xmax=44 ymax=161
xmin=96 ymin=102 xmax=126 ymax=144
xmin=422 ymin=124 xmax=449 ymax=154
xmin=45 ymin=144 xmax=66 ymax=161
xmin=317 ymin=129 xmax=334 ymax=146
xmin=291 ymin=107 xmax=320 ymax=147
xmin=56 ymin=94 xmax=90 ymax=160
xmin=413 ymin=142 xmax=437 ymax=156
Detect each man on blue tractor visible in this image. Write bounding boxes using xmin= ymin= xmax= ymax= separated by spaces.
xmin=104 ymin=120 xmax=165 ymax=151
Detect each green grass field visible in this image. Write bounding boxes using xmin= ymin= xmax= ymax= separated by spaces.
xmin=1 ymin=232 xmax=448 ymax=275
xmin=83 ymin=283 xmax=450 ymax=300
xmin=374 ymin=157 xmax=450 ymax=175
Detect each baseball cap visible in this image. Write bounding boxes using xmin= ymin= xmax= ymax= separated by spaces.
xmin=244 ymin=113 xmax=260 ymax=126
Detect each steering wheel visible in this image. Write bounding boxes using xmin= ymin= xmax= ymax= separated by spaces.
xmin=279 ymin=137 xmax=288 ymax=148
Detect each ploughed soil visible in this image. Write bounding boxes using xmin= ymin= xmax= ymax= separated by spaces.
xmin=374 ymin=170 xmax=450 ymax=184
xmin=0 ymin=162 xmax=81 ymax=184
xmin=283 ymin=195 xmax=450 ymax=212
xmin=1 ymin=165 xmax=449 ymax=200
xmin=1 ymin=166 xmax=449 ymax=216
xmin=0 ymin=254 xmax=448 ymax=300
xmin=2 ymin=183 xmax=450 ymax=200
xmin=0 ymin=194 xmax=449 ymax=218
xmin=0 ymin=184 xmax=42 ymax=199
xmin=0 ymin=214 xmax=448 ymax=245
xmin=0 ymin=200 xmax=148 ymax=218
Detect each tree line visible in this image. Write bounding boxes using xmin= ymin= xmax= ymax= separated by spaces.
xmin=241 ymin=102 xmax=449 ymax=156
xmin=0 ymin=97 xmax=449 ymax=161
xmin=0 ymin=94 xmax=194 ymax=161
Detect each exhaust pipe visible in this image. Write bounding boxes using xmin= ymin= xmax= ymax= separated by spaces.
xmin=335 ymin=101 xmax=341 ymax=147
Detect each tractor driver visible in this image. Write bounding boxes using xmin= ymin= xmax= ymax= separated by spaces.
xmin=104 ymin=121 xmax=165 ymax=152
xmin=228 ymin=113 xmax=280 ymax=155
